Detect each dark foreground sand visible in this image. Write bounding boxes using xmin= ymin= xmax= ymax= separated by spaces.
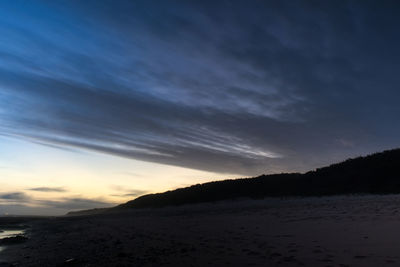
xmin=3 ymin=195 xmax=400 ymax=266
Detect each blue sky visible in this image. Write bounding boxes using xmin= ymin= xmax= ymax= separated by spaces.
xmin=1 ymin=0 xmax=400 ymax=214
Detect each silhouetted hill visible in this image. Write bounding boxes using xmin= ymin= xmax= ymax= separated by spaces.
xmin=67 ymin=148 xmax=400 ymax=215
xmin=115 ymin=149 xmax=400 ymax=210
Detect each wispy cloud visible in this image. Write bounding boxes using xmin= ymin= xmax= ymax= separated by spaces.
xmin=0 ymin=192 xmax=30 ymax=201
xmin=0 ymin=191 xmax=113 ymax=214
xmin=28 ymin=187 xmax=67 ymax=193
xmin=38 ymin=198 xmax=112 ymax=210
xmin=110 ymin=185 xmax=148 ymax=198
xmin=0 ymin=1 xmax=399 ymax=176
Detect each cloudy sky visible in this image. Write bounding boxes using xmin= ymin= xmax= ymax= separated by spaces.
xmin=1 ymin=0 xmax=400 ymax=215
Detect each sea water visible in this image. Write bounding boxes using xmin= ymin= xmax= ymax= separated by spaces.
xmin=0 ymin=229 xmax=24 ymax=239
xmin=0 ymin=229 xmax=25 ymax=253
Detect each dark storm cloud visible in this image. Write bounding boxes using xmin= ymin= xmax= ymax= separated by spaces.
xmin=1 ymin=1 xmax=400 ymax=175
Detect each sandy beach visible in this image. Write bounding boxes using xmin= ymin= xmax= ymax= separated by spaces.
xmin=2 ymin=195 xmax=400 ymax=266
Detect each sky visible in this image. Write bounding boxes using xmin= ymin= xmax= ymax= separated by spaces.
xmin=1 ymin=0 xmax=400 ymax=215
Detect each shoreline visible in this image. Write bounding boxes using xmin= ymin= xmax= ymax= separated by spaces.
xmin=3 ymin=195 xmax=400 ymax=266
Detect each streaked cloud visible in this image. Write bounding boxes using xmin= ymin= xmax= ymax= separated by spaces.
xmin=0 ymin=192 xmax=29 ymax=201
xmin=38 ymin=198 xmax=112 ymax=210
xmin=0 ymin=191 xmax=113 ymax=215
xmin=28 ymin=187 xmax=67 ymax=193
xmin=1 ymin=0 xmax=400 ymax=177
xmin=110 ymin=185 xmax=148 ymax=198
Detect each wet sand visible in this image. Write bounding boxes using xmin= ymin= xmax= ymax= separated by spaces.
xmin=3 ymin=195 xmax=400 ymax=266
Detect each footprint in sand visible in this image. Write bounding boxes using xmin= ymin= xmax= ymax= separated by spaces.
xmin=354 ymin=255 xmax=367 ymax=259
xmin=282 ymin=255 xmax=296 ymax=262
xmin=269 ymin=252 xmax=282 ymax=258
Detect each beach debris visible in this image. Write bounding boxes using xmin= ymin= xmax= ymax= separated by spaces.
xmin=65 ymin=258 xmax=77 ymax=264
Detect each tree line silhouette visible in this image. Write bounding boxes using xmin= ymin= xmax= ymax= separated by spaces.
xmin=116 ymin=149 xmax=400 ymax=209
